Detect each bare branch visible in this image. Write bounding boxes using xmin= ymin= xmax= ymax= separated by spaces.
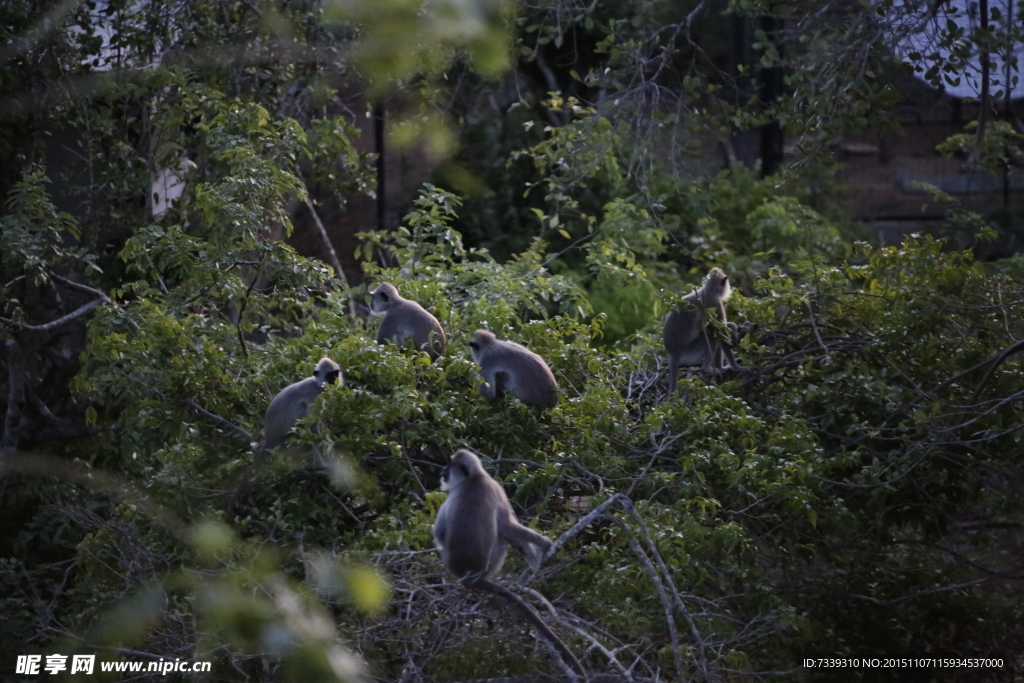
xmin=519 ymin=586 xmax=635 ymax=682
xmin=603 ymin=515 xmax=684 ymax=679
xmin=52 ymin=274 xmax=113 ymax=303
xmin=184 ymin=399 xmax=254 ymax=442
xmin=543 ymin=494 xmax=628 ymax=562
xmin=805 ymin=298 xmax=829 ymax=357
xmin=7 ymin=298 xmax=105 ymax=333
xmin=620 ymin=504 xmax=712 ymax=682
xmin=970 ymin=338 xmax=1024 ymax=402
xmin=301 ymin=184 xmax=356 ymax=317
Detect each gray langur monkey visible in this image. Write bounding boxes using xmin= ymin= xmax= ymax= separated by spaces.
xmin=663 ymin=267 xmax=747 ymax=395
xmin=433 ymin=450 xmax=586 ymax=680
xmin=434 ymin=449 xmax=552 ymax=578
xmin=228 ymin=357 xmax=342 ymax=517
xmin=470 ymin=330 xmax=558 ymax=409
xmin=369 ymin=283 xmax=447 ymax=359
xmin=263 ymin=357 xmax=342 ymax=451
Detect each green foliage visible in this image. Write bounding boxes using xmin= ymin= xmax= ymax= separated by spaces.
xmin=4 ymin=168 xmax=1023 ymax=677
xmin=324 ymin=0 xmax=514 ymax=156
xmin=333 ymin=0 xmax=511 ymax=84
xmin=51 ymin=180 xmax=1024 ymax=677
xmin=0 ymin=168 xmax=84 ymax=284
xmin=936 ymin=120 xmax=1024 ymax=175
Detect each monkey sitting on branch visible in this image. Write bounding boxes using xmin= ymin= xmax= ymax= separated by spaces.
xmin=369 ymin=283 xmax=447 ymax=360
xmin=228 ymin=357 xmax=342 ymax=517
xmin=433 ymin=449 xmax=587 ymax=681
xmin=262 ymin=356 xmax=342 ymax=453
xmin=469 ymin=330 xmax=559 ymax=409
xmin=663 ymin=267 xmax=747 ymax=395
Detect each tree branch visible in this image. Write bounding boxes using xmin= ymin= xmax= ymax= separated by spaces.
xmin=1 ymin=274 xmax=114 ymax=333
xmin=2 ymin=298 xmax=105 ymax=333
xmin=603 ymin=514 xmax=684 ymax=680
xmin=1 ymin=340 xmax=26 ymax=459
xmin=619 ymin=504 xmax=712 ymax=682
xmin=52 ymin=274 xmax=113 ymax=303
xmin=301 ymin=183 xmax=356 ymax=317
xmin=184 ymin=399 xmax=254 ymax=442
xmin=970 ymin=338 xmax=1024 ymax=402
xmin=543 ymin=494 xmax=628 ymax=562
xmin=968 ymin=0 xmax=991 ymax=168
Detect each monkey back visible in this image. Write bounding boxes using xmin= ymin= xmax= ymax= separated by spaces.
xmin=438 ymin=477 xmax=504 ymax=578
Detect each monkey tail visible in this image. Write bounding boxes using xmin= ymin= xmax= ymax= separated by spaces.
xmin=464 ymin=576 xmax=588 ymax=682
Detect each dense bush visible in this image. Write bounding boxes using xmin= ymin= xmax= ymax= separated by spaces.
xmin=4 ymin=153 xmax=1022 ymax=679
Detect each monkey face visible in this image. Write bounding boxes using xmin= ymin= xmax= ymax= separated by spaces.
xmin=370 ymin=292 xmax=387 ymax=315
xmin=440 ymin=451 xmax=478 ymax=490
xmin=370 ymin=283 xmax=398 ymax=316
xmin=313 ymin=358 xmax=342 ymax=385
xmin=469 ymin=330 xmax=495 ymax=364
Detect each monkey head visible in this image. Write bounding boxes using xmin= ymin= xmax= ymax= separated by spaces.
xmin=469 ymin=330 xmax=497 ymax=365
xmin=369 ymin=283 xmax=400 ymax=316
xmin=705 ymin=267 xmax=731 ymax=301
xmin=440 ymin=449 xmax=484 ymax=491
xmin=313 ymin=357 xmax=342 ymax=386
